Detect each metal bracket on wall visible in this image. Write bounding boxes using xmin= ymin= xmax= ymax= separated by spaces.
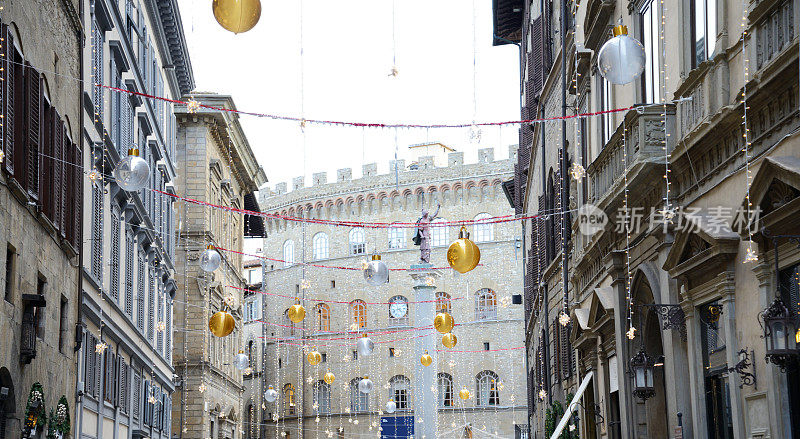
xmin=728 ymin=349 xmax=757 ymax=389
xmin=639 ymin=304 xmax=687 ymax=342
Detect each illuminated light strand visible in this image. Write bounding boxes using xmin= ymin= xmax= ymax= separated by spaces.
xmin=233 ymin=285 xmax=462 ymax=305
xmin=740 ymin=0 xmax=757 ymax=263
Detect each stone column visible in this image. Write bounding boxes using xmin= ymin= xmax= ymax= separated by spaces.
xmin=409 ymin=263 xmax=439 ymax=439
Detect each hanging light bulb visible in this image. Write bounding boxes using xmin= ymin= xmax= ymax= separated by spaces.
xmin=569 ymin=162 xmax=586 ymax=181
xmin=363 ymin=254 xmax=389 ymax=285
xmin=358 ymin=376 xmax=374 ymax=394
xmin=200 ymin=245 xmax=222 ymax=272
xmin=113 ymin=147 xmax=150 ymax=191
xmin=212 ymin=0 xmax=262 ymax=34
xmin=234 ymin=350 xmax=249 ymax=370
xmin=597 ymin=19 xmax=646 ymax=85
xmin=264 ymin=386 xmax=278 ymax=402
xmin=357 ymin=335 xmax=375 ymax=356
xmin=385 ymin=399 xmax=396 ymax=414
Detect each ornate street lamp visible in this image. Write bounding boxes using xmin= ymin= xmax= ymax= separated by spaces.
xmin=629 ymin=348 xmax=656 ymax=400
xmin=760 ymin=297 xmax=800 ymax=371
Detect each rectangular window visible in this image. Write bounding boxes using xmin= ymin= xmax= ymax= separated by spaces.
xmin=4 ymin=244 xmax=14 ymax=302
xmin=124 ymin=230 xmax=134 ymax=317
xmin=692 ymin=0 xmax=717 ymax=67
xmin=484 ymin=342 xmax=490 ymax=351
xmin=352 ymin=350 xmax=358 ymax=361
xmin=600 ymin=77 xmax=613 ymax=146
xmin=389 ymin=347 xmax=396 ymax=358
xmin=110 ymin=208 xmax=121 ymax=301
xmin=59 ymin=296 xmax=68 ymax=353
xmin=640 ymin=0 xmax=661 ymax=103
xmin=90 ymin=183 xmax=104 ymax=281
xmin=321 ymin=352 xmax=327 ymax=363
xmin=35 ymin=275 xmax=46 ymax=339
xmin=700 ymin=301 xmax=733 ymax=439
xmin=388 ymin=227 xmax=405 ymax=249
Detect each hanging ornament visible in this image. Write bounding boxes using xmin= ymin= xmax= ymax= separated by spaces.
xmin=537 ymin=389 xmax=547 ymax=401
xmin=323 ymin=371 xmax=335 ymax=385
xmin=88 ymin=169 xmax=102 ymax=184
xmin=447 ymin=227 xmax=481 ymax=273
xmin=200 ymin=245 xmax=222 ymax=272
xmin=744 ymin=245 xmax=758 ymax=263
xmin=212 ymin=0 xmax=262 ymax=34
xmin=420 ymin=351 xmax=433 ymax=367
xmin=264 ymin=386 xmax=278 ymax=402
xmin=307 ymin=350 xmax=322 ymax=366
xmin=209 ymin=310 xmax=236 ymax=337
xmin=113 ymin=147 xmax=150 ymax=191
xmin=363 ymin=254 xmax=389 ymax=285
xmin=441 ymin=332 xmax=457 ymax=349
xmin=626 ymin=326 xmax=637 ymax=340
xmin=559 ymin=311 xmax=571 ymax=327
xmin=234 ymin=350 xmax=249 ymax=370
xmin=358 ymin=377 xmax=374 ymax=394
xmin=569 ymin=162 xmax=586 ymax=181
xmin=0 ymin=149 xmax=4 ymax=163
xmin=434 ymin=312 xmax=455 ymax=334
xmin=597 ymin=19 xmax=646 ymax=85
xmin=288 ymin=302 xmax=306 ymax=323
xmin=459 ymin=387 xmax=470 ymax=400
xmin=385 ymin=399 xmax=396 ymax=414
xmin=357 ymin=335 xmax=375 ymax=357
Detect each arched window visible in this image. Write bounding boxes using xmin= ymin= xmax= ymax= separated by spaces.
xmin=436 ymin=292 xmax=452 ymax=315
xmin=388 ymin=295 xmax=409 ymax=327
xmin=247 ymin=340 xmax=255 ymax=372
xmin=389 ymin=375 xmax=411 ymax=410
xmin=312 ymin=233 xmax=329 ymax=260
xmin=388 ymin=226 xmax=405 ymax=249
xmin=475 ymin=371 xmax=500 ymax=406
xmin=432 ymin=218 xmax=448 ymax=247
xmin=351 ymin=300 xmax=367 ymax=330
xmin=350 ymin=378 xmax=369 ymax=413
xmin=475 ymin=288 xmax=497 ymax=320
xmin=283 ymin=240 xmax=295 ymax=267
xmin=473 ymin=213 xmax=494 ymax=242
xmin=283 ymin=384 xmax=295 ymax=415
xmin=313 ymin=381 xmax=331 ymax=414
xmin=283 ymin=309 xmax=295 ymax=336
xmin=349 ymin=228 xmax=366 ymax=255
xmin=313 ymin=303 xmax=330 ymax=332
xmin=437 ymin=373 xmax=453 ymax=407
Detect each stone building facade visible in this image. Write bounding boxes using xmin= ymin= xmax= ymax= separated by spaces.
xmin=495 ymin=0 xmax=800 ymax=437
xmin=0 ymin=0 xmax=82 ymax=437
xmin=242 ymin=258 xmax=264 ymax=439
xmin=252 ymin=147 xmax=529 ymax=438
xmin=76 ymin=0 xmax=193 ymax=438
xmin=172 ymin=93 xmax=267 ymax=439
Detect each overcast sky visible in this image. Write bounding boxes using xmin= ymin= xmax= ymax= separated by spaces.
xmin=175 ymin=0 xmax=521 ymax=192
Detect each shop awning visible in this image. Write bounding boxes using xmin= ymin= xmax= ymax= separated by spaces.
xmin=549 ymin=371 xmax=594 ymax=439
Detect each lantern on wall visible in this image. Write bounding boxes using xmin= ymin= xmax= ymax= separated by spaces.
xmin=760 ymin=297 xmax=800 ymax=371
xmin=629 ymin=348 xmax=655 ymax=400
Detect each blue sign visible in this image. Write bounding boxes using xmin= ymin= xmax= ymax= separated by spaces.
xmin=381 ymin=416 xmax=414 ymax=438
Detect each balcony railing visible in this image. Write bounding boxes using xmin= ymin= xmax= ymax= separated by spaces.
xmin=586 ymin=104 xmax=676 ymax=210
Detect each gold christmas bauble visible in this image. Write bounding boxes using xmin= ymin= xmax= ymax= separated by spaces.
xmin=434 ymin=312 xmax=455 ymax=334
xmin=323 ymin=372 xmax=335 ymax=385
xmin=212 ymin=0 xmax=262 ymax=34
xmin=288 ymin=303 xmax=306 ymax=323
xmin=209 ymin=311 xmax=235 ymax=337
xmin=420 ymin=352 xmax=433 ymax=367
xmin=446 ymin=227 xmax=481 ymax=273
xmin=442 ymin=332 xmax=457 ymax=349
xmin=459 ymin=387 xmax=470 ymax=400
xmin=307 ymin=350 xmax=322 ymax=366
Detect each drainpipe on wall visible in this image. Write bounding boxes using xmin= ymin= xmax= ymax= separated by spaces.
xmin=74 ymin=0 xmax=86 ymax=437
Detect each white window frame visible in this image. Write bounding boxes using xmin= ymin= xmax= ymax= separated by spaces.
xmin=388 ymin=227 xmax=405 ymax=250
xmin=388 ymin=295 xmax=409 ymax=328
xmin=390 ymin=375 xmax=411 ymax=410
xmin=350 ymin=378 xmax=369 ymax=413
xmin=476 ymin=371 xmax=500 ymax=406
xmin=313 ymin=381 xmax=331 ymax=415
xmin=437 ymin=373 xmax=454 ymax=407
xmin=640 ymin=0 xmax=661 ymax=103
xmin=349 ymin=228 xmax=366 ymax=255
xmin=283 ymin=241 xmax=295 ymax=267
xmin=473 ymin=213 xmax=494 ymax=243
xmin=313 ymin=233 xmax=329 ymax=260
xmin=432 ymin=218 xmax=448 ymax=247
xmin=475 ymin=288 xmax=498 ymax=321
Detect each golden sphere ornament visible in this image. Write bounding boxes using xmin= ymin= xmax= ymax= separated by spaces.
xmin=212 ymin=0 xmax=262 ymax=34
xmin=209 ymin=310 xmax=235 ymax=337
xmin=307 ymin=350 xmax=322 ymax=366
xmin=434 ymin=312 xmax=455 ymax=334
xmin=420 ymin=351 xmax=433 ymax=367
xmin=441 ymin=332 xmax=458 ymax=349
xmin=288 ymin=303 xmax=306 ymax=323
xmin=459 ymin=387 xmax=470 ymax=400
xmin=323 ymin=372 xmax=335 ymax=385
xmin=446 ymin=226 xmax=481 ymax=273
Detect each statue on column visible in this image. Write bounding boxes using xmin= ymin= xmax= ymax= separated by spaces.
xmin=413 ymin=203 xmax=440 ymax=263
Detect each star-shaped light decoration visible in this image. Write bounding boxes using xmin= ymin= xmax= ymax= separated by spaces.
xmin=198 ymin=383 xmax=207 ymax=393
xmin=273 ymin=413 xmax=279 ymax=421
xmin=156 ymin=321 xmax=166 ymax=332
xmin=148 ymin=395 xmax=157 ymax=404
xmin=558 ymin=310 xmax=570 ymax=326
xmin=0 ymin=149 xmax=4 ymax=163
xmin=425 ymin=276 xmax=436 ymax=287
xmin=315 ymin=416 xmax=320 ymax=423
xmin=354 ymin=420 xmax=359 ymax=425
xmin=299 ymin=119 xmax=307 ymax=130
xmin=388 ymin=66 xmax=399 ymax=77
xmin=500 ymin=296 xmax=512 ymax=308
xmin=360 ymin=259 xmax=370 ymax=270
xmin=569 ymin=162 xmax=586 ymax=181
xmin=95 ymin=342 xmax=108 ymax=353
xmin=469 ymin=125 xmax=482 ymax=144
xmin=344 ymin=407 xmax=351 ymax=414
xmin=88 ymin=169 xmax=102 ymax=184
xmin=744 ymin=245 xmax=758 ymax=263
xmin=243 ymin=367 xmax=253 ymax=376
xmin=312 ymin=402 xmax=318 ymax=410
xmin=280 ymin=432 xmax=286 ymax=437
xmin=187 ymin=98 xmax=201 ymax=114
xmin=300 ymin=279 xmax=311 ymax=290
xmin=626 ymin=326 xmax=637 ymax=340
xmin=538 ymin=389 xmax=547 ymax=401
xmin=306 ymin=376 xmax=314 ymax=384
xmin=383 ymin=383 xmax=390 ymax=390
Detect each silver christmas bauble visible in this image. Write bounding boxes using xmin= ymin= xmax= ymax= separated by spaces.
xmin=358 ymin=377 xmax=374 ymax=394
xmin=200 ymin=247 xmax=222 ymax=272
xmin=385 ymin=399 xmax=396 ymax=414
xmin=264 ymin=386 xmax=278 ymax=402
xmin=363 ymin=256 xmax=389 ymax=286
xmin=234 ymin=352 xmax=249 ymax=370
xmin=597 ymin=25 xmax=646 ymax=85
xmin=113 ymin=151 xmax=150 ymax=192
xmin=357 ymin=336 xmax=374 ymax=357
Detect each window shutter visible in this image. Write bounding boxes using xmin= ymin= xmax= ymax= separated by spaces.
xmin=91 ymin=182 xmax=103 ymax=281
xmin=91 ymin=19 xmax=104 ymax=122
xmin=553 ymin=166 xmax=563 ymax=257
xmin=125 ymin=230 xmax=134 ymax=316
xmin=137 ymin=249 xmax=145 ymax=331
xmin=110 ymin=208 xmax=120 ymax=301
xmin=84 ymin=333 xmax=94 ymax=396
xmin=142 ymin=379 xmax=150 ymax=425
xmin=93 ymin=339 xmax=102 ymax=399
xmin=52 ymin=118 xmax=63 ymax=232
xmin=551 ymin=319 xmax=560 ymax=382
xmin=148 ymin=266 xmax=155 ymax=342
xmin=2 ymin=25 xmax=14 ymax=177
xmin=58 ymin=124 xmax=68 ymax=238
xmin=104 ymin=351 xmax=116 ymax=403
xmin=536 ymin=196 xmax=547 ymax=283
xmin=561 ymin=322 xmax=572 ymax=379
xmin=39 ymin=105 xmax=52 ymax=220
xmin=71 ymin=142 xmax=83 ymax=249
xmin=165 ymin=303 xmax=172 ymax=362
xmin=24 ymin=65 xmax=40 ymax=201
xmin=156 ymin=282 xmax=163 ymax=353
xmin=132 ymin=371 xmax=141 ymax=420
